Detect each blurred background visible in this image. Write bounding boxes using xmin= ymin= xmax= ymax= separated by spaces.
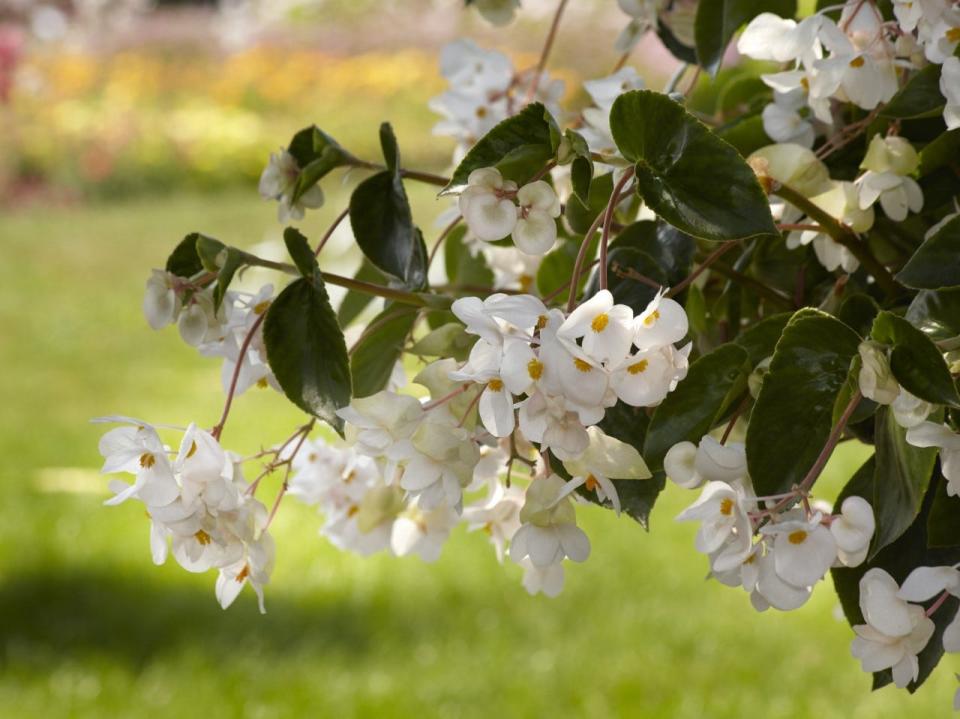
xmin=0 ymin=1 xmax=956 ymax=717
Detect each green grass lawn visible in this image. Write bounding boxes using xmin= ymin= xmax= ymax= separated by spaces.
xmin=1 ymin=190 xmax=957 ymax=718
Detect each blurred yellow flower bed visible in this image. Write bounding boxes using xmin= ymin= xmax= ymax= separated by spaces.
xmin=2 ymin=46 xmax=449 ymax=199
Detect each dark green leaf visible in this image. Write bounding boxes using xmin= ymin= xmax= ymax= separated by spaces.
xmin=212 ymin=248 xmax=244 ymax=313
xmin=881 ymin=64 xmax=945 ymax=119
xmin=871 ymin=311 xmax=960 ymax=408
xmin=584 ymin=247 xmax=665 ymax=314
xmin=166 ymin=232 xmax=208 ymax=278
xmin=409 ymin=322 xmax=476 ymax=362
xmin=444 ymin=225 xmax=495 ymax=288
xmin=571 ymin=156 xmax=593 ymax=204
xmin=349 ymin=171 xmax=428 ymax=289
xmin=928 ymin=469 xmax=960 ymax=548
xmin=644 ymin=344 xmax=752 ymax=470
xmin=897 ymin=215 xmax=960 ymax=290
xmin=379 ymin=122 xmax=400 ymax=173
xmin=906 ymin=288 xmax=960 ymax=342
xmin=873 ymin=406 xmax=942 ymax=555
xmin=283 ymin=227 xmax=318 ymax=278
xmin=337 ymin=259 xmax=384 ymax=328
xmin=610 ymin=221 xmax=697 ymax=288
xmin=350 ymin=305 xmax=419 ymax=398
xmin=837 ymin=293 xmax=880 ymax=338
xmin=694 ymin=0 xmax=797 ymax=75
xmin=919 ymin=129 xmax=960 ymax=177
xmin=565 ymin=171 xmax=613 ymax=235
xmin=263 ymin=275 xmax=351 ymax=435
xmin=733 ymin=312 xmax=791 ymax=365
xmin=656 ymin=18 xmax=697 ymax=64
xmin=287 ymin=125 xmax=351 ymax=204
xmin=535 ymin=241 xmax=582 ymax=305
xmin=610 ymin=90 xmax=778 ymax=242
xmin=195 ymin=234 xmax=227 ymax=272
xmin=746 ymin=309 xmax=861 ymax=496
xmin=443 ymin=103 xmax=558 ymax=193
xmin=832 ymin=469 xmax=960 ymax=693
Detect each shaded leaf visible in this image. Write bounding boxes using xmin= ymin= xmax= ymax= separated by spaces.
xmin=881 ymin=64 xmax=945 ymax=120
xmin=337 ymin=259 xmax=384 ymax=328
xmin=897 ymin=215 xmax=960 ymax=290
xmin=166 ymin=233 xmax=208 ymax=278
xmin=351 ymin=305 xmax=419 ymax=398
xmin=694 ymin=0 xmax=797 ymax=76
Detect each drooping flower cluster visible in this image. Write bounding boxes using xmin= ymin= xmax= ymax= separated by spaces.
xmin=667 ymin=435 xmax=876 ymax=612
xmin=96 ymin=417 xmax=275 ymax=612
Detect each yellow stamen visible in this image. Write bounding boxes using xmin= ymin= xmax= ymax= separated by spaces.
xmin=139 ymin=452 xmax=156 ymax=469
xmin=235 ymin=564 xmax=250 ymax=583
xmin=585 ymin=474 xmax=600 ymax=492
xmin=800 ymin=76 xmax=809 ymax=91
xmin=344 ymin=470 xmax=357 ymax=483
xmin=643 ymin=309 xmax=660 ymax=327
xmin=627 ymin=359 xmax=649 ymax=375
xmin=488 ymin=379 xmax=504 ymax=391
xmin=591 ymin=313 xmax=609 ymax=333
xmin=194 ymin=529 xmax=212 ymax=546
xmin=186 ymin=440 xmax=198 ymax=459
xmin=535 ymin=314 xmax=548 ymax=330
xmin=574 ymin=358 xmax=592 ymax=373
xmin=719 ymin=498 xmax=734 ymax=516
xmin=948 ymin=27 xmax=960 ymax=43
xmin=788 ymin=530 xmax=808 ymax=545
xmin=849 ymin=55 xmax=865 ymax=68
xmin=475 ymin=106 xmax=488 ymax=118
xmin=253 ymin=300 xmax=271 ymax=315
xmin=256 ymin=377 xmax=269 ymax=389
xmin=520 ymin=274 xmax=534 ymax=292
xmin=347 ymin=505 xmax=359 ymax=518
xmin=527 ymin=359 xmax=544 ymax=380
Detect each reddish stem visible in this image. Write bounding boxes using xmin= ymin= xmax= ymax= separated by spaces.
xmin=212 ymin=311 xmax=267 ymax=441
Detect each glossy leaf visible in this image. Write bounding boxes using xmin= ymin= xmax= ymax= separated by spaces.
xmin=287 ymin=125 xmax=351 ymax=204
xmin=644 ymin=344 xmax=752 ymax=470
xmin=871 ymin=311 xmax=960 ymax=408
xmin=443 ymin=103 xmax=558 ymax=193
xmin=263 ymin=274 xmax=351 ymax=435
xmin=166 ymin=232 xmax=208 ymax=278
xmin=881 ymin=64 xmax=945 ymax=120
xmin=283 ymin=227 xmax=318 ymax=277
xmin=746 ymin=309 xmax=861 ymax=496
xmin=610 ymin=90 xmax=778 ymax=242
xmin=350 ymin=305 xmax=419 ymax=398
xmin=733 ymin=312 xmax=791 ymax=365
xmin=928 ymin=469 xmax=960 ymax=548
xmin=919 ymin=129 xmax=960 ymax=177
xmin=610 ymin=221 xmax=697 ymax=288
xmin=906 ymin=288 xmax=960 ymax=342
xmin=584 ymin=246 xmax=665 ymax=314
xmin=694 ymin=0 xmax=797 ymax=76
xmin=897 ymin=215 xmax=960 ymax=290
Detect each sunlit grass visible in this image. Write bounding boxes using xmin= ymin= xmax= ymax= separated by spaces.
xmin=1 ymin=191 xmax=957 ymax=718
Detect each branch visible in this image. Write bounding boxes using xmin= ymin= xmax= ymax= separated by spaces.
xmin=525 ymin=0 xmax=570 ymax=102
xmin=599 ymin=167 xmax=636 ymax=291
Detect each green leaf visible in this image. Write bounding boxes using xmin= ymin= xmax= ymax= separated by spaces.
xmin=928 ymin=471 xmax=960 ymax=548
xmin=444 ymin=225 xmax=495 ymax=288
xmin=584 ymin=247 xmax=665 ymax=314
xmin=211 ymin=248 xmax=244 ymax=313
xmin=872 ymin=406 xmax=942 ymax=555
xmin=897 ymin=215 xmax=960 ymax=290
xmin=409 ymin=322 xmax=476 ymax=362
xmin=443 ymin=103 xmax=558 ymax=193
xmin=837 ymin=292 xmax=880 ymax=338
xmin=871 ymin=310 xmax=960 ymax=408
xmin=263 ymin=274 xmax=351 ymax=435
xmin=336 ymin=259 xmax=384 ymax=328
xmin=195 ymin=234 xmax=228 ymax=272
xmin=571 ymin=156 xmax=593 ymax=204
xmin=832 ymin=468 xmax=960 ymax=693
xmin=694 ymin=0 xmax=797 ymax=76
xmin=536 ymin=240 xmax=589 ymax=304
xmin=283 ymin=227 xmax=318 ymax=277
xmin=746 ymin=309 xmax=861 ymax=496
xmin=350 ymin=305 xmax=419 ymax=399
xmin=610 ymin=221 xmax=697 ymax=288
xmin=657 ymin=18 xmax=697 ymax=64
xmin=610 ymin=90 xmax=778 ymax=242
xmin=716 ymin=113 xmax=771 ymax=157
xmin=907 ymin=288 xmax=960 ymax=342
xmin=565 ymin=171 xmax=613 ymax=235
xmin=644 ymin=344 xmax=752 ymax=471
xmin=733 ymin=312 xmax=791 ymax=365
xmin=286 ymin=125 xmax=351 ymax=204
xmin=349 ymin=171 xmax=428 ymax=289
xmin=919 ymin=129 xmax=960 ymax=177
xmin=881 ymin=64 xmax=945 ymax=119
xmin=379 ymin=122 xmax=400 ymax=172
xmin=166 ymin=232 xmax=208 ymax=278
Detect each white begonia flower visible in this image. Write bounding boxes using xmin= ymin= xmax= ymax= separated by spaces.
xmin=559 ymin=426 xmax=651 ymax=514
xmin=893 ymin=0 xmax=945 ymax=34
xmin=608 ymin=346 xmax=676 ymax=408
xmin=748 ymin=143 xmax=831 ymax=198
xmin=520 ymin=557 xmax=566 ymax=597
xmin=510 ymin=474 xmax=591 ymax=568
xmin=753 ymin=548 xmax=813 ymax=612
xmin=327 ymin=484 xmax=405 ymax=557
xmin=762 ymin=91 xmax=815 ymax=149
xmin=664 ymin=441 xmax=700 ymax=489
xmin=144 ymin=270 xmax=182 ymax=330
xmin=215 ymin=530 xmax=275 ymax=614
xmin=391 ymin=500 xmax=460 ymax=562
xmin=861 ymin=134 xmax=921 ymax=177
xmin=459 ymin=167 xmax=519 ymax=242
xmin=258 ymin=148 xmax=323 ymax=223
xmin=762 ymin=513 xmax=838 ymax=587
xmin=633 ymin=291 xmax=688 ymax=349
xmin=941 ymin=56 xmax=960 ymax=131
xmin=478 ymin=376 xmax=515 ymax=438
xmin=518 ymin=391 xmax=591 ymax=461
xmin=470 ymin=0 xmax=520 ymax=26
xmin=512 ymin=181 xmax=560 ymax=255
xmin=483 ymin=244 xmax=542 ymax=293
xmin=463 ymin=482 xmax=524 ymax=563
xmin=738 ymin=13 xmax=833 ymax=67
xmin=924 ymin=11 xmax=960 ymax=63
xmin=857 ymin=172 xmax=923 ymax=222
xmin=892 ymin=390 xmax=933 ymax=429
xmin=786 ymin=181 xmax=873 ymax=273
xmin=397 ymin=408 xmax=479 ymax=510
xmin=858 ymin=340 xmax=900 ymax=405
xmin=852 ymin=568 xmax=935 ymax=688
xmin=898 ymin=565 xmax=960 ymax=603
xmin=695 ymin=436 xmax=749 ymax=486
xmin=559 ymin=289 xmax=635 ymax=367
xmin=580 ymin=68 xmax=645 ymax=154
xmin=830 ymin=496 xmax=876 ymax=567
xmin=677 ymin=481 xmax=752 ymax=555
xmin=336 ymin=391 xmax=424 ymax=461
xmin=906 ymin=422 xmax=960 ymax=495
xmin=96 ymin=418 xmax=181 ymax=508
xmin=438 ymin=39 xmax=513 ymax=94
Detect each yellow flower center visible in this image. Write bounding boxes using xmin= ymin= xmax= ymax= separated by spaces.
xmin=535 ymin=314 xmax=548 ymax=330
xmin=186 ymin=440 xmax=198 ymax=459
xmin=139 ymin=452 xmax=156 ymax=469
xmin=591 ymin=313 xmax=609 ymax=333
xmin=849 ymin=55 xmax=865 ymax=68
xmin=788 ymin=530 xmax=808 ymax=545
xmin=719 ymin=498 xmax=734 ymax=516
xmin=627 ymin=359 xmax=649 ymax=375
xmin=256 ymin=377 xmax=269 ymax=389
xmin=574 ymin=358 xmax=592 ymax=373
xmin=948 ymin=27 xmax=960 ymax=43
xmin=520 ymin=274 xmax=535 ymax=292
xmin=527 ymin=358 xmax=544 ymax=380
xmin=235 ymin=564 xmax=250 ymax=583
xmin=347 ymin=505 xmax=360 ymax=518
xmin=800 ymin=76 xmax=809 ymax=91
xmin=488 ymin=378 xmax=504 ymax=391
xmin=253 ymin=300 xmax=271 ymax=315
xmin=585 ymin=474 xmax=599 ymax=492
xmin=476 ymin=106 xmax=488 ymax=118
xmin=194 ymin=529 xmax=212 ymax=546
xmin=643 ymin=309 xmax=660 ymax=327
